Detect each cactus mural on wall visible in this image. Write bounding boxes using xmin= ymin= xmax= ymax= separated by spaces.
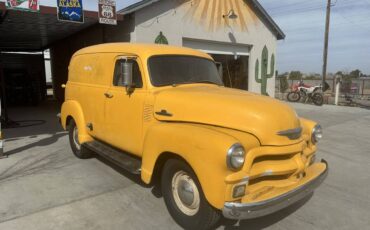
xmin=255 ymin=46 xmax=275 ymax=96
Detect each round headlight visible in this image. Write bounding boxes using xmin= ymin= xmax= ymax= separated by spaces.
xmin=312 ymin=124 xmax=323 ymax=143
xmin=227 ymin=144 xmax=245 ymax=170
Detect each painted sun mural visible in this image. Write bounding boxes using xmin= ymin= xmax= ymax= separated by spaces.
xmin=183 ymin=0 xmax=259 ymax=32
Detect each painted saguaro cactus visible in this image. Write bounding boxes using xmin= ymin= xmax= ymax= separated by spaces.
xmin=255 ymin=46 xmax=275 ymax=96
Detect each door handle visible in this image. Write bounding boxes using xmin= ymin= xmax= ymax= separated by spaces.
xmin=104 ymin=92 xmax=114 ymax=98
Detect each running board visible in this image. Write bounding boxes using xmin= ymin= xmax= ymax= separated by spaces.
xmin=83 ymin=141 xmax=141 ymax=174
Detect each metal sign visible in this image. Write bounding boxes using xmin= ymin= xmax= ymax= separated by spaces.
xmin=98 ymin=0 xmax=117 ymax=25
xmin=57 ymin=0 xmax=84 ymax=23
xmin=6 ymin=0 xmax=39 ymax=12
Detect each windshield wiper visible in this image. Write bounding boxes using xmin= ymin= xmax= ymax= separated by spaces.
xmin=172 ymin=81 xmax=221 ymax=87
xmin=193 ymin=80 xmax=222 ymax=85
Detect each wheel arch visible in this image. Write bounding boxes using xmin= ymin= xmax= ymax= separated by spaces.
xmin=66 ymin=115 xmax=73 ymax=130
xmin=150 ymin=151 xmax=190 ymax=186
xmin=140 ymin=123 xmax=238 ymax=209
xmin=61 ymin=100 xmax=93 ymax=143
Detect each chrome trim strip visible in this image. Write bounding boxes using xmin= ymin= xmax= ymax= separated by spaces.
xmin=277 ymin=127 xmax=302 ymax=140
xmin=222 ymin=159 xmax=328 ymax=220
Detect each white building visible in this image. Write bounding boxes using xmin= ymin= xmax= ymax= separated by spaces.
xmin=119 ymin=0 xmax=285 ymax=96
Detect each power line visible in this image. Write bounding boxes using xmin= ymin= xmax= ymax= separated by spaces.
xmin=267 ymin=1 xmax=324 ymax=11
xmin=336 ymin=10 xmax=370 ymax=32
xmin=266 ymin=0 xmax=366 ymax=16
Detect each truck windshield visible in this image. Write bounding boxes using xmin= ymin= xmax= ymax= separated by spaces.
xmin=148 ymin=55 xmax=223 ymax=87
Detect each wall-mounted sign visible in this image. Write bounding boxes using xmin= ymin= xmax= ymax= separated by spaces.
xmin=98 ymin=0 xmax=117 ymax=25
xmin=57 ymin=0 xmax=84 ymax=23
xmin=6 ymin=0 xmax=39 ymax=12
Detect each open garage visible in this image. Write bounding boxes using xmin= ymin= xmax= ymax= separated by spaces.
xmin=0 ymin=1 xmax=128 ymax=111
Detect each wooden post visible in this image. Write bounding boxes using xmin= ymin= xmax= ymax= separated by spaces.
xmin=322 ymin=0 xmax=332 ymax=89
xmin=362 ymin=79 xmax=365 ymax=96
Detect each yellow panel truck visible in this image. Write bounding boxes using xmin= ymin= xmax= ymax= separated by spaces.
xmin=60 ymin=43 xmax=328 ymax=230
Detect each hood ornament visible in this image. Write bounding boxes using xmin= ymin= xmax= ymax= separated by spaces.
xmin=277 ymin=127 xmax=302 ymax=140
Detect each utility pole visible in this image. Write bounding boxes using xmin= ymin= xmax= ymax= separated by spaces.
xmin=322 ymin=0 xmax=332 ymax=90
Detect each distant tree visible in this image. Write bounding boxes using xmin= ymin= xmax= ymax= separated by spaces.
xmin=278 ymin=72 xmax=289 ymax=78
xmin=349 ymin=69 xmax=361 ymax=78
xmin=289 ymin=71 xmax=303 ymax=80
xmin=278 ymin=75 xmax=289 ymax=93
xmin=335 ymin=71 xmax=344 ymax=77
xmin=305 ymin=73 xmax=320 ymax=80
xmin=336 ymin=71 xmax=352 ymax=94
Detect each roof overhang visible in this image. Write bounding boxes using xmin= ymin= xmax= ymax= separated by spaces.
xmin=0 ymin=2 xmax=123 ymax=52
xmin=248 ymin=0 xmax=285 ymax=40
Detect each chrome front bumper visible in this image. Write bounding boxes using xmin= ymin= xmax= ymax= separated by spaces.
xmin=223 ymin=159 xmax=328 ymax=220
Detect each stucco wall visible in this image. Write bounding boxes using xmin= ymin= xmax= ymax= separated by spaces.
xmin=132 ymin=0 xmax=278 ymax=96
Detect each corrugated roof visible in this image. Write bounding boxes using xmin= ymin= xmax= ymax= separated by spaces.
xmin=118 ymin=0 xmax=285 ymax=40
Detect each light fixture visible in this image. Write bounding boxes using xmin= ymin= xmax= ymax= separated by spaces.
xmin=223 ymin=10 xmax=238 ymax=20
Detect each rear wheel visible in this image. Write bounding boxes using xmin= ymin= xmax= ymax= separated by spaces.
xmin=161 ymin=159 xmax=221 ymax=230
xmin=68 ymin=119 xmax=93 ymax=159
xmin=312 ymin=93 xmax=324 ymax=106
xmin=287 ymin=92 xmax=301 ymax=102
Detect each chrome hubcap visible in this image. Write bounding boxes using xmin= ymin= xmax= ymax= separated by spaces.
xmin=73 ymin=126 xmax=81 ymax=150
xmin=172 ymin=171 xmax=200 ymax=216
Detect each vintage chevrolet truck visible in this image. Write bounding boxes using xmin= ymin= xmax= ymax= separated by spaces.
xmin=60 ymin=43 xmax=328 ymax=230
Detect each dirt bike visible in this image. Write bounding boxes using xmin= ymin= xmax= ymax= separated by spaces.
xmin=287 ymin=80 xmax=327 ymax=106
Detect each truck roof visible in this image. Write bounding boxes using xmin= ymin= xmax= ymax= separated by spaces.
xmin=73 ymin=43 xmax=213 ymax=60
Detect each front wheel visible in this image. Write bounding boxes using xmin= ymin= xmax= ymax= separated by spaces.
xmin=161 ymin=159 xmax=221 ymax=230
xmin=68 ymin=119 xmax=93 ymax=159
xmin=312 ymin=93 xmax=324 ymax=106
xmin=287 ymin=92 xmax=301 ymax=102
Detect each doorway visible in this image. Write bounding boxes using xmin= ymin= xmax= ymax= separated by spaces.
xmin=211 ymin=54 xmax=249 ymax=90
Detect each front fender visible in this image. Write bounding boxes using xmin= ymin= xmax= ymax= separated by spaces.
xmin=141 ymin=123 xmax=239 ymax=209
xmin=61 ymin=100 xmax=93 ymax=143
xmin=300 ymin=118 xmax=317 ymax=140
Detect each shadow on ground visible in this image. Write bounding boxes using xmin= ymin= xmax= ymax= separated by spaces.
xmin=3 ymin=100 xmax=63 ymax=139
xmin=5 ymin=132 xmax=67 ymax=156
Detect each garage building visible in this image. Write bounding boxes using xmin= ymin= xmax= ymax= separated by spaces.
xmin=0 ymin=0 xmax=284 ymax=108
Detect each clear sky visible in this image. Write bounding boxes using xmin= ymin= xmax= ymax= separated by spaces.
xmin=3 ymin=0 xmax=368 ymax=74
xmin=259 ymin=0 xmax=370 ymax=74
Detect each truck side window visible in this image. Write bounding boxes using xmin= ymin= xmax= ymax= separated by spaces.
xmin=113 ymin=59 xmax=143 ymax=88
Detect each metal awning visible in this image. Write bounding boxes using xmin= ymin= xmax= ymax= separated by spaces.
xmin=0 ymin=2 xmax=122 ymax=52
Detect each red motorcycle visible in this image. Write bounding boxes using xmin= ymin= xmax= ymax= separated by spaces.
xmin=287 ymin=80 xmax=328 ymax=106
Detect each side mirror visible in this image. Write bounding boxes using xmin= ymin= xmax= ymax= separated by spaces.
xmin=120 ymin=61 xmax=134 ymax=94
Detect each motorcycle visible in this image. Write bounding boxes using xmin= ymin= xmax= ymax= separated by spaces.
xmin=287 ymin=80 xmax=328 ymax=106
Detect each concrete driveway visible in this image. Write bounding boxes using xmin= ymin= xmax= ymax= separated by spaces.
xmin=0 ymin=101 xmax=369 ymax=230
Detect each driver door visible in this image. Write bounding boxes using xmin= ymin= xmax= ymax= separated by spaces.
xmin=103 ymin=56 xmax=147 ymax=156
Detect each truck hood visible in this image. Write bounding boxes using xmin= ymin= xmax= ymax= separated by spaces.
xmin=153 ymin=85 xmax=302 ymax=146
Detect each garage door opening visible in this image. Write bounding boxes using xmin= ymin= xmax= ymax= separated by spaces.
xmin=182 ymin=38 xmax=251 ymax=91
xmin=211 ymin=54 xmax=249 ymax=90
xmin=0 ymin=52 xmax=47 ymax=107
